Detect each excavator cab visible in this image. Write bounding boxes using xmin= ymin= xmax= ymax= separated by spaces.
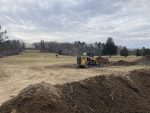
xmin=83 ymin=52 xmax=94 ymax=58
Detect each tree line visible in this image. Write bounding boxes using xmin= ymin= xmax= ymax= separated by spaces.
xmin=32 ymin=37 xmax=118 ymax=57
xmin=32 ymin=37 xmax=150 ymax=57
xmin=0 ymin=25 xmax=25 ymax=57
xmin=1 ymin=25 xmax=150 ymax=57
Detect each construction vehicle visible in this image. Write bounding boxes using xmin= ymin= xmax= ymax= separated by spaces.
xmin=77 ymin=52 xmax=109 ymax=67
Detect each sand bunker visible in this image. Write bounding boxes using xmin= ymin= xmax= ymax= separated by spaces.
xmin=1 ymin=69 xmax=150 ymax=113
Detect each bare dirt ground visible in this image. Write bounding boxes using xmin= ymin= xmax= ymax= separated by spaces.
xmin=0 ymin=50 xmax=149 ymax=105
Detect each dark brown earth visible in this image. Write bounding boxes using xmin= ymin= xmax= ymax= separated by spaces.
xmin=0 ymin=69 xmax=150 ymax=113
xmin=111 ymin=60 xmax=136 ymax=66
xmin=141 ymin=55 xmax=150 ymax=61
xmin=95 ymin=56 xmax=109 ymax=64
xmin=135 ymin=55 xmax=150 ymax=65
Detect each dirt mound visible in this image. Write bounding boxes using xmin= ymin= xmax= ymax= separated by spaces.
xmin=95 ymin=56 xmax=109 ymax=64
xmin=141 ymin=55 xmax=150 ymax=61
xmin=0 ymin=82 xmax=71 ymax=113
xmin=112 ymin=60 xmax=136 ymax=66
xmin=135 ymin=55 xmax=150 ymax=65
xmin=1 ymin=69 xmax=150 ymax=113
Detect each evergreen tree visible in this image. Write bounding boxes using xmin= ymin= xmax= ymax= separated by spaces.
xmin=120 ymin=47 xmax=129 ymax=57
xmin=143 ymin=48 xmax=150 ymax=56
xmin=105 ymin=37 xmax=117 ymax=57
xmin=0 ymin=25 xmax=8 ymax=51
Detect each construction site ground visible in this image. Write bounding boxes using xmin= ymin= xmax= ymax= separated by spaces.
xmin=0 ymin=50 xmax=149 ymax=107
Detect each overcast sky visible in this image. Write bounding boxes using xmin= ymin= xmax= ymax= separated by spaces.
xmin=0 ymin=0 xmax=150 ymax=48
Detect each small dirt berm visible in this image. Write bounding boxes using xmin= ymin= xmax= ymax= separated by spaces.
xmin=77 ymin=52 xmax=109 ymax=67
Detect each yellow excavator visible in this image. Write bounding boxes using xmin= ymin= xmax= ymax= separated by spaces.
xmin=77 ymin=52 xmax=109 ymax=68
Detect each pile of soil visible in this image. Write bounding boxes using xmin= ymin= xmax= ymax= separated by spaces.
xmin=135 ymin=55 xmax=150 ymax=65
xmin=1 ymin=69 xmax=150 ymax=113
xmin=141 ymin=55 xmax=150 ymax=61
xmin=95 ymin=56 xmax=109 ymax=64
xmin=0 ymin=82 xmax=71 ymax=113
xmin=112 ymin=60 xmax=136 ymax=66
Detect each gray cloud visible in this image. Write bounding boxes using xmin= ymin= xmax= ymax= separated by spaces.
xmin=0 ymin=0 xmax=150 ymax=48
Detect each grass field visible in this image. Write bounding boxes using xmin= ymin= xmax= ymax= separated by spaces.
xmin=0 ymin=50 xmax=75 ymax=64
xmin=0 ymin=50 xmax=149 ymax=105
